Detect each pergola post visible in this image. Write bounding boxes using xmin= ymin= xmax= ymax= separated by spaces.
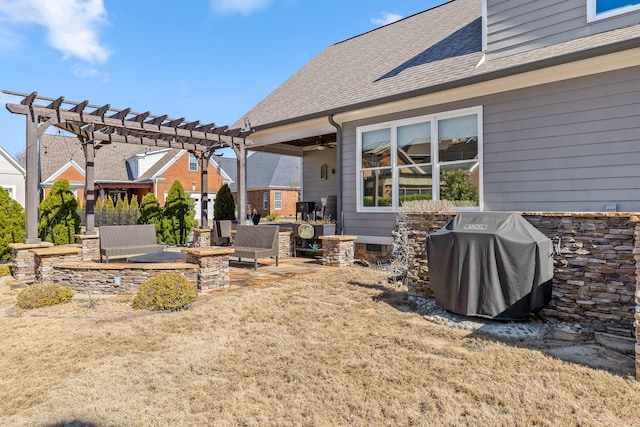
xmin=199 ymin=151 xmax=212 ymax=227
xmin=233 ymin=142 xmax=247 ymax=223
xmin=24 ymin=109 xmax=44 ymax=243
xmin=82 ymin=139 xmax=97 ymax=235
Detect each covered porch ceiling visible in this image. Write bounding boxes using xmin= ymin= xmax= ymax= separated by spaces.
xmin=249 ymin=132 xmax=337 ymax=156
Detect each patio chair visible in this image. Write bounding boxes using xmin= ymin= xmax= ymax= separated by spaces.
xmin=211 ymin=220 xmax=232 ymax=246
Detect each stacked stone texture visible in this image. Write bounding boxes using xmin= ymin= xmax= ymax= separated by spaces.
xmin=321 ymin=238 xmax=355 ymax=267
xmin=36 ymin=252 xmax=82 ymax=283
xmin=279 ymin=232 xmax=292 ymax=258
xmin=191 ymin=228 xmax=211 ymax=248
xmin=9 ymin=242 xmax=54 ymax=282
xmin=404 ymin=213 xmax=638 ymax=340
xmin=75 ymin=234 xmax=100 ymax=261
xmin=53 ymin=265 xmax=198 ymax=295
xmin=186 ymin=252 xmax=230 ymax=291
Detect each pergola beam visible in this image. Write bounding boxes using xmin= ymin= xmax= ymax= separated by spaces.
xmin=4 ymin=90 xmax=253 ymax=243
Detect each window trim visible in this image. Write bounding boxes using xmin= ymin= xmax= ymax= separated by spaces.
xmin=356 ymin=106 xmax=483 ymax=213
xmin=263 ymin=192 xmax=269 ymax=210
xmin=587 ymin=0 xmax=640 ymax=21
xmin=274 ymin=191 xmax=283 ymax=210
xmin=189 ymin=153 xmax=198 ymax=171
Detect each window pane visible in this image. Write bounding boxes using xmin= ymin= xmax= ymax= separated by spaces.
xmin=398 ymin=121 xmax=430 ymax=166
xmin=362 ymin=128 xmax=391 ymax=168
xmin=438 ymin=115 xmax=478 ymax=163
xmin=275 ymin=192 xmax=282 ymax=209
xmin=263 ymin=192 xmax=268 ymax=209
xmin=398 ymin=165 xmax=432 ymax=205
xmin=362 ymin=168 xmax=393 ymax=207
xmin=597 ymin=0 xmax=640 ymax=13
xmin=439 ymin=162 xmax=480 ymax=207
xmin=189 ymin=153 xmax=198 ymax=171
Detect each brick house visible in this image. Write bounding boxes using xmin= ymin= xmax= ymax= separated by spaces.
xmin=217 ymin=152 xmax=301 ymax=219
xmin=39 ymin=134 xmax=232 ymax=220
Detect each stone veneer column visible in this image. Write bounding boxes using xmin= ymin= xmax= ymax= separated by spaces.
xmin=31 ymin=246 xmax=82 ymax=283
xmin=279 ymin=231 xmax=293 ymax=259
xmin=191 ymin=228 xmax=212 ymax=248
xmin=184 ymin=247 xmax=234 ymax=292
xmin=75 ymin=234 xmax=100 ymax=261
xmin=9 ymin=242 xmax=54 ymax=282
xmin=320 ymin=235 xmax=356 ymax=267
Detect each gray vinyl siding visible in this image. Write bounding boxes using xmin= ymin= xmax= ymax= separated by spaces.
xmin=487 ymin=0 xmax=640 ymax=59
xmin=337 ymin=66 xmax=640 ymax=238
xmin=301 ymin=149 xmax=338 ymax=208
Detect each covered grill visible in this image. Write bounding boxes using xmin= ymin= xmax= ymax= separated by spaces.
xmin=426 ymin=212 xmax=553 ymax=320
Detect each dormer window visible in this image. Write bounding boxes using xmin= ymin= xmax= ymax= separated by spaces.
xmin=587 ymin=0 xmax=640 ymax=21
xmin=189 ymin=153 xmax=198 ymax=171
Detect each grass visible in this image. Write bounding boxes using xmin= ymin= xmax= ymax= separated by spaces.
xmin=0 ymin=267 xmax=638 ymax=426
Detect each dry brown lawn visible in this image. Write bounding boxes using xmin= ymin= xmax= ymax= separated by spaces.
xmin=0 ymin=267 xmax=639 ymax=427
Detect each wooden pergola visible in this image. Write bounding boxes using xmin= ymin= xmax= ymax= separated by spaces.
xmin=3 ymin=90 xmax=253 ymax=243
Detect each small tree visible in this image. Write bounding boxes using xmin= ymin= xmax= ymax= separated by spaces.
xmin=138 ymin=193 xmax=163 ymax=243
xmin=38 ymin=179 xmax=81 ymax=245
xmin=0 ymin=187 xmax=26 ymax=261
xmin=162 ymin=181 xmax=196 ymax=245
xmin=129 ymin=195 xmax=139 ymax=211
xmin=213 ymin=183 xmax=236 ymax=220
xmin=440 ymin=169 xmax=479 ymax=205
xmin=115 ymin=193 xmax=126 ymax=210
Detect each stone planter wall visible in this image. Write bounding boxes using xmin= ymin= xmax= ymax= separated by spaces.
xmin=279 ymin=231 xmax=293 ymax=259
xmin=9 ymin=242 xmax=54 ymax=282
xmin=75 ymin=234 xmax=100 ymax=261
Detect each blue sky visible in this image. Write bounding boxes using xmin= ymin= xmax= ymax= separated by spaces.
xmin=0 ymin=0 xmax=444 ymax=158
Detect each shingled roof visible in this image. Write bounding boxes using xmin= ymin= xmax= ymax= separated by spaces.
xmin=217 ymin=152 xmax=301 ymax=192
xmin=236 ymin=0 xmax=640 ymax=130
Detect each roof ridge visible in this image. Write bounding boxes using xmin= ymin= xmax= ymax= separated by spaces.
xmin=332 ymin=0 xmax=457 ymax=46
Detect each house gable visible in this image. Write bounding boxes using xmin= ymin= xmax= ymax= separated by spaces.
xmin=42 ymin=160 xmax=85 ymax=185
xmin=0 ymin=146 xmax=26 ymax=206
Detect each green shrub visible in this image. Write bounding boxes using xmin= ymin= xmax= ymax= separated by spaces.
xmin=163 ymin=181 xmax=197 ymax=245
xmin=17 ymin=283 xmax=74 ymax=309
xmin=0 ymin=264 xmax=11 ymax=277
xmin=265 ymin=213 xmax=278 ymax=222
xmin=38 ymin=179 xmax=81 ymax=245
xmin=213 ymin=183 xmax=236 ymax=220
xmin=133 ymin=273 xmax=198 ymax=311
xmin=0 ymin=187 xmax=26 ymax=261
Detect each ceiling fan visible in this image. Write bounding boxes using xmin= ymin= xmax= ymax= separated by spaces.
xmin=303 ymin=138 xmax=337 ymax=151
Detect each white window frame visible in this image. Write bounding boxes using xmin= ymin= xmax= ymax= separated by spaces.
xmin=263 ymin=192 xmax=269 ymax=210
xmin=356 ymin=106 xmax=483 ymax=213
xmin=587 ymin=0 xmax=640 ymax=21
xmin=1 ymin=185 xmax=16 ymax=200
xmin=274 ymin=191 xmax=282 ymax=210
xmin=189 ymin=153 xmax=198 ymax=171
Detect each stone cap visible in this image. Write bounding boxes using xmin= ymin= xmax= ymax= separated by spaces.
xmin=55 ymin=261 xmax=197 ymax=270
xmin=193 ymin=228 xmax=212 ymax=232
xmin=74 ymin=234 xmax=100 ymax=240
xmin=30 ymin=245 xmax=82 ymax=256
xmin=9 ymin=242 xmax=54 ymax=250
xmin=184 ymin=247 xmax=235 ymax=256
xmin=319 ymin=235 xmax=357 ymax=242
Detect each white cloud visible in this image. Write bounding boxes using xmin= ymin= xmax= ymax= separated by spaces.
xmin=0 ymin=0 xmax=110 ymax=63
xmin=210 ymin=0 xmax=272 ymax=15
xmin=371 ymin=12 xmax=402 ymax=27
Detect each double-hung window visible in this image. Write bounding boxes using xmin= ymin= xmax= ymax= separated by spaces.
xmin=587 ymin=0 xmax=640 ymax=21
xmin=274 ymin=192 xmax=282 ymax=210
xmin=189 ymin=153 xmax=198 ymax=171
xmin=263 ymin=192 xmax=269 ymax=210
xmin=356 ymin=106 xmax=482 ymax=212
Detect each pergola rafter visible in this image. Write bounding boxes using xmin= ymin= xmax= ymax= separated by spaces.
xmin=3 ymin=90 xmax=252 ymax=243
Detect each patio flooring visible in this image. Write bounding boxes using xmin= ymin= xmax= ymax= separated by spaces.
xmin=227 ymin=256 xmax=337 ymax=289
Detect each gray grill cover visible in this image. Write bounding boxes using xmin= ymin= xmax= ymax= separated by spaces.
xmin=426 ymin=212 xmax=553 ymax=320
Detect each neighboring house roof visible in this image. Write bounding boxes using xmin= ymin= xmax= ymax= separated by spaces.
xmin=40 ymin=134 xmax=152 ymax=182
xmin=218 ymin=152 xmax=301 ymax=192
xmin=236 ymin=0 xmax=640 ymax=130
xmin=39 ymin=134 xmax=233 ymax=185
xmin=0 ymin=145 xmax=25 ymax=175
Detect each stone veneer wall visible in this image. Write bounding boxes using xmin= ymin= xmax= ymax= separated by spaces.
xmin=75 ymin=234 xmax=100 ymax=261
xmin=9 ymin=242 xmax=54 ymax=282
xmin=402 ymin=212 xmax=640 ymax=379
xmin=279 ymin=231 xmax=293 ymax=259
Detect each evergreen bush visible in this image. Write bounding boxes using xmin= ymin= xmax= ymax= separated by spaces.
xmin=17 ymin=283 xmax=74 ymax=309
xmin=213 ymin=183 xmax=236 ymax=220
xmin=138 ymin=194 xmax=163 ymax=243
xmin=133 ymin=273 xmax=198 ymax=311
xmin=163 ymin=181 xmax=196 ymax=245
xmin=0 ymin=264 xmax=11 ymax=277
xmin=37 ymin=179 xmax=81 ymax=245
xmin=0 ymin=187 xmax=26 ymax=261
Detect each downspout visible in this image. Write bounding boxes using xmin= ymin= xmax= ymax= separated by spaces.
xmin=328 ymin=114 xmax=343 ymax=234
